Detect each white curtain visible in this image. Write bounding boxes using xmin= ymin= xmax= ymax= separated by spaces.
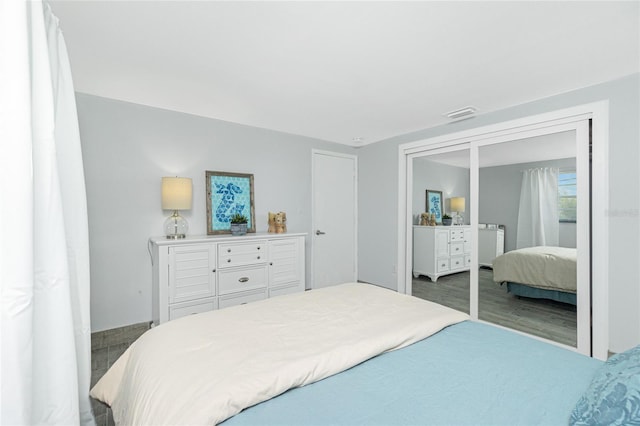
xmin=516 ymin=167 xmax=560 ymax=249
xmin=0 ymin=1 xmax=93 ymax=425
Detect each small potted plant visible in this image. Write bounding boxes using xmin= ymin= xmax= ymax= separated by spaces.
xmin=229 ymin=213 xmax=248 ymax=236
xmin=442 ymin=214 xmax=453 ymax=226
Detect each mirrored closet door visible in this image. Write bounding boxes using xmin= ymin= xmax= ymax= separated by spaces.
xmin=410 ymin=147 xmax=471 ymax=314
xmin=406 ymin=118 xmax=592 ymax=355
xmin=477 ymin=132 xmax=579 ymax=348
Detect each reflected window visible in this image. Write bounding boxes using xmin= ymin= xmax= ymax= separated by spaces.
xmin=559 ymin=171 xmax=577 ymax=222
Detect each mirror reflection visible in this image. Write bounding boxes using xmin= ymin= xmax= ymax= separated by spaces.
xmin=411 ymin=149 xmax=471 ymax=314
xmin=410 ymin=133 xmax=580 ymax=348
xmin=478 ymin=132 xmax=577 ymax=347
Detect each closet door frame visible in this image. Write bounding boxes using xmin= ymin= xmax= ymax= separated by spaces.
xmin=397 ymin=101 xmax=609 ymax=360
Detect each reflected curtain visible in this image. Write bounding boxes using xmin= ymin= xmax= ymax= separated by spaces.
xmin=0 ymin=1 xmax=93 ymax=425
xmin=516 ymin=168 xmax=559 ymax=249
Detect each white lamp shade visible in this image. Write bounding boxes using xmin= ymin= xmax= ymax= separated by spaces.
xmin=161 ymin=177 xmax=192 ymax=210
xmin=450 ymin=197 xmax=466 ymax=213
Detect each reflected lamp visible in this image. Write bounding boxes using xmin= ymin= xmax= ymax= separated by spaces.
xmin=162 ymin=177 xmax=192 ymax=239
xmin=450 ymin=197 xmax=466 ymax=225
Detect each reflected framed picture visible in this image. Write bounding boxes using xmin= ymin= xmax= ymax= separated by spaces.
xmin=206 ymin=171 xmax=255 ymax=235
xmin=426 ymin=189 xmax=443 ymax=224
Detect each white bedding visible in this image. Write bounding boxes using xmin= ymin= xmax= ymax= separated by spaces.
xmin=492 ymin=246 xmax=577 ymax=293
xmin=90 ymin=283 xmax=468 ymax=425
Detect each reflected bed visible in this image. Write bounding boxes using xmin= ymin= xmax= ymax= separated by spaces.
xmin=492 ymin=246 xmax=577 ymax=305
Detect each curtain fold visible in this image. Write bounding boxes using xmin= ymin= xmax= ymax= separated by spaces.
xmin=516 ymin=167 xmax=560 ymax=249
xmin=1 ymin=1 xmax=93 ymax=425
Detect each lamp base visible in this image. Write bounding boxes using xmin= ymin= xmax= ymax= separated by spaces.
xmin=164 ymin=211 xmax=188 ymax=239
xmin=166 ymin=234 xmax=186 ymax=240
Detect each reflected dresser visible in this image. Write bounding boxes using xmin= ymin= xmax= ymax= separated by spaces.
xmin=413 ymin=225 xmax=471 ymax=282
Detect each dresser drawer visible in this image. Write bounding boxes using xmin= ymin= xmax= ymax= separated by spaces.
xmin=218 ymin=265 xmax=268 ymax=295
xmin=450 ymin=242 xmax=464 ymax=256
xmin=218 ymin=241 xmax=268 ymax=268
xmin=450 ymin=229 xmax=465 ymax=241
xmin=219 ymin=289 xmax=267 ymax=309
xmin=436 ymin=259 xmax=450 ymax=273
xmin=450 ymin=255 xmax=465 ymax=270
xmin=169 ymin=298 xmax=217 ymax=321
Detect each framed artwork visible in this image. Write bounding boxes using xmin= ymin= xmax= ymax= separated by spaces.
xmin=206 ymin=171 xmax=255 ymax=235
xmin=425 ymin=189 xmax=443 ymax=224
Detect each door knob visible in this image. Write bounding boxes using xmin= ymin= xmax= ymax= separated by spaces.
xmin=315 ymin=230 xmax=326 ymax=235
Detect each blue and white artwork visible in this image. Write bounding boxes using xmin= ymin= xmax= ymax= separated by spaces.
xmin=426 ymin=189 xmax=443 ymax=224
xmin=207 ymin=172 xmax=254 ymax=234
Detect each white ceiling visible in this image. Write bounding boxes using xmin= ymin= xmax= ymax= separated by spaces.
xmin=49 ymin=1 xmax=639 ymax=146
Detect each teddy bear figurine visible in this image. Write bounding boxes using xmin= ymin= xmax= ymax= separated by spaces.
xmin=268 ymin=212 xmax=277 ymax=233
xmin=268 ymin=211 xmax=287 ymax=233
xmin=274 ymin=211 xmax=287 ymax=233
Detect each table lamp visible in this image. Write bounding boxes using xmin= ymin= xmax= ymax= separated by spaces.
xmin=450 ymin=197 xmax=466 ymax=226
xmin=162 ymin=177 xmax=192 ymax=239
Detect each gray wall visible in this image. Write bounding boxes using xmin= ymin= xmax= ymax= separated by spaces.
xmin=77 ymin=93 xmax=356 ymax=332
xmin=479 ymin=157 xmax=577 ymax=252
xmin=358 ymin=73 xmax=640 ymax=353
xmin=413 ymin=158 xmax=470 ymax=224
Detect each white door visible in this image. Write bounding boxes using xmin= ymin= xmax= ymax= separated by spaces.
xmin=312 ymin=150 xmax=357 ymax=288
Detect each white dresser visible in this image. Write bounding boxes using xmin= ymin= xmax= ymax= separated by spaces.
xmin=478 ymin=228 xmax=505 ymax=267
xmin=150 ymin=233 xmax=306 ymax=325
xmin=413 ymin=225 xmax=471 ymax=282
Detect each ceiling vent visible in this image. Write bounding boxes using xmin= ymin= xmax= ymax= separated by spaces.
xmin=444 ymin=106 xmax=477 ymax=121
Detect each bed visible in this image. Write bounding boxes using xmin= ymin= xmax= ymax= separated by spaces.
xmin=90 ymin=283 xmax=637 ymax=425
xmin=492 ymin=246 xmax=577 ymax=305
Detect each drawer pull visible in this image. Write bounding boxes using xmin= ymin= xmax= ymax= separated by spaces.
xmin=257 ymin=256 xmax=261 ymax=260
xmin=238 ymin=277 xmax=249 ymax=283
xmin=227 ymin=259 xmax=231 ymax=263
xmin=212 ymin=268 xmax=216 ymax=273
xmin=227 ymin=248 xmax=231 ymax=253
xmin=257 ymin=246 xmax=261 ymax=250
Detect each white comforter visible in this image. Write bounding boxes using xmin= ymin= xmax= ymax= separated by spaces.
xmin=492 ymin=246 xmax=577 ymax=292
xmin=91 ymin=283 xmax=468 ymax=425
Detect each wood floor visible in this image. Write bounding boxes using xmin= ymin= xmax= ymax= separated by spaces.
xmin=91 ymin=322 xmax=151 ymax=426
xmin=412 ymin=268 xmax=577 ymax=347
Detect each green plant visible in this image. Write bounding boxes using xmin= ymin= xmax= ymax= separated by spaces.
xmin=230 ymin=213 xmax=248 ymax=224
xmin=442 ymin=214 xmax=452 ymax=219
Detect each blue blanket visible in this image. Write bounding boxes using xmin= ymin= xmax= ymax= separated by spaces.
xmin=224 ymin=321 xmax=601 ymax=425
